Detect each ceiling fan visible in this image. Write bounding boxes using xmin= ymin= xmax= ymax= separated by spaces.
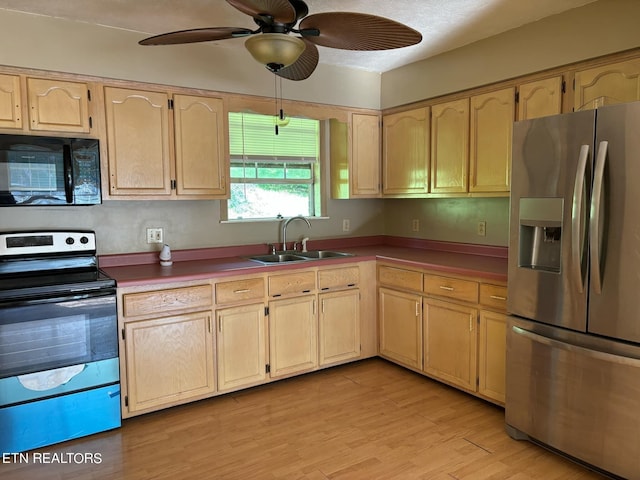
xmin=139 ymin=0 xmax=422 ymax=81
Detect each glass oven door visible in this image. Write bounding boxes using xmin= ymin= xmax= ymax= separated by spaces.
xmin=0 ymin=289 xmax=117 ymax=380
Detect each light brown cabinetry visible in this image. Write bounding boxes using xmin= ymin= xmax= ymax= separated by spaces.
xmin=0 ymin=74 xmax=22 ymax=129
xmin=214 ymin=276 xmax=266 ymax=392
xmin=104 ymin=87 xmax=227 ymax=199
xmin=430 ymin=99 xmax=469 ymax=194
xmin=423 ymin=298 xmax=478 ymax=391
xmin=382 ymin=107 xmax=430 ymax=197
xmin=318 ymin=266 xmax=361 ymax=366
xmin=119 ymin=283 xmax=215 ymax=417
xmin=477 ymin=283 xmax=507 ymax=404
xmin=574 ymin=58 xmax=640 ymax=110
xmin=329 ymin=112 xmax=381 ymax=199
xmin=517 ymin=76 xmax=564 ymax=120
xmin=0 ymin=75 xmax=92 ymax=134
xmin=469 ymin=87 xmax=514 ymax=193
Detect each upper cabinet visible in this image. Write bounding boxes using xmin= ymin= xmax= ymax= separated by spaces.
xmin=382 ymin=107 xmax=430 ymax=197
xmin=0 ymin=75 xmax=93 ymax=134
xmin=469 ymin=87 xmax=515 ymax=194
xmin=574 ymin=58 xmax=640 ymax=110
xmin=0 ymin=74 xmax=22 ymax=129
xmin=104 ymin=87 xmax=228 ymax=199
xmin=430 ymin=99 xmax=469 ymax=194
xmin=330 ymin=112 xmax=381 ymax=199
xmin=517 ymin=76 xmax=564 ymax=120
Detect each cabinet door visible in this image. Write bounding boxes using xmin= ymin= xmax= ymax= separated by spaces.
xmin=469 ymin=87 xmax=514 ymax=193
xmin=574 ymin=58 xmax=640 ymax=111
xmin=382 ymin=108 xmax=429 ymax=196
xmin=478 ymin=310 xmax=506 ymax=404
xmin=430 ymin=99 xmax=469 ymax=193
xmin=27 ymin=78 xmax=91 ymax=133
xmin=216 ymin=303 xmax=266 ymax=391
xmin=124 ymin=311 xmax=215 ymax=413
xmin=350 ymin=113 xmax=381 ymax=197
xmin=173 ymin=94 xmax=228 ymax=197
xmin=269 ymin=295 xmax=317 ymax=378
xmin=423 ymin=298 xmax=477 ymax=391
xmin=518 ymin=76 xmax=563 ymax=120
xmin=378 ymin=287 xmax=422 ymax=369
xmin=319 ymin=290 xmax=360 ymax=366
xmin=0 ymin=74 xmax=22 ymax=129
xmin=105 ymin=87 xmax=172 ymax=196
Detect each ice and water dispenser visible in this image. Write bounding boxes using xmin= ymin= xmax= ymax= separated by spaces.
xmin=518 ymin=198 xmax=563 ymax=273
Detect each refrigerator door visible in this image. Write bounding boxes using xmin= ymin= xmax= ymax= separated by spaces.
xmin=506 ymin=316 xmax=640 ymax=479
xmin=588 ymin=101 xmax=640 ymax=342
xmin=508 ymin=110 xmax=595 ymax=331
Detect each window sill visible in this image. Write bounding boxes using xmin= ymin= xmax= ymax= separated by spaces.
xmin=220 ymin=217 xmax=330 ymax=224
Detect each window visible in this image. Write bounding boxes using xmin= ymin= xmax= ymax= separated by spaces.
xmin=226 ymin=112 xmax=321 ymax=220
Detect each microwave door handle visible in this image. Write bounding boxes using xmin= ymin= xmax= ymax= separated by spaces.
xmin=63 ymin=144 xmax=74 ymax=203
xmin=589 ymin=140 xmax=608 ymax=294
xmin=571 ymin=144 xmax=590 ymax=293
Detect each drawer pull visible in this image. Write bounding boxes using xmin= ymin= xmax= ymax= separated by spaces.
xmin=490 ymin=295 xmax=507 ymax=301
xmin=233 ymin=289 xmax=251 ymax=294
xmin=439 ymin=285 xmax=454 ymax=291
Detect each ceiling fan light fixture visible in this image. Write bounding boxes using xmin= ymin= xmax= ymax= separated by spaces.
xmin=245 ymin=33 xmax=306 ymax=71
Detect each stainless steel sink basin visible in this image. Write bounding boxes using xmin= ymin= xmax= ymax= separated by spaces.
xmin=248 ymin=253 xmax=309 ymax=264
xmin=247 ymin=250 xmax=353 ymax=264
xmin=298 ymin=250 xmax=354 ymax=259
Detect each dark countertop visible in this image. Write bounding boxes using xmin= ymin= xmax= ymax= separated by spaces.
xmin=101 ymin=240 xmax=508 ymax=287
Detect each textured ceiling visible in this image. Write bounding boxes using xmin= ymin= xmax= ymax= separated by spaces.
xmin=0 ymin=0 xmax=597 ymax=73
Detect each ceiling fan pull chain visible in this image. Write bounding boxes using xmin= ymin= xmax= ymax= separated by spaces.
xmin=274 ymin=73 xmax=279 ymax=135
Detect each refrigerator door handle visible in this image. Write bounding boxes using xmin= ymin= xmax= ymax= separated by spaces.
xmin=511 ymin=325 xmax=640 ymax=367
xmin=590 ymin=140 xmax=608 ymax=294
xmin=571 ymin=144 xmax=590 ymax=293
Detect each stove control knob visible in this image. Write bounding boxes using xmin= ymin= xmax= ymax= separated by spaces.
xmin=80 ymin=236 xmax=89 ymax=244
xmin=65 ymin=237 xmax=75 ymax=245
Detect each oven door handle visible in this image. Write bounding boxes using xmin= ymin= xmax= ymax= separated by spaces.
xmin=0 ymin=288 xmax=115 ymax=308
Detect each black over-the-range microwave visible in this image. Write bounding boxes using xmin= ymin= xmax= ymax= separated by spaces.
xmin=0 ymin=134 xmax=101 ymax=206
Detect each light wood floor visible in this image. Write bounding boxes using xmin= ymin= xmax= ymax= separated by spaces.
xmin=2 ymin=358 xmax=607 ymax=480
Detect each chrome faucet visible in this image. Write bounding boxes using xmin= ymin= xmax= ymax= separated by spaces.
xmin=281 ymin=216 xmax=311 ymax=251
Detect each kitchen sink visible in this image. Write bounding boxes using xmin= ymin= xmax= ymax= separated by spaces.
xmin=298 ymin=250 xmax=354 ymax=259
xmin=247 ymin=250 xmax=353 ymax=264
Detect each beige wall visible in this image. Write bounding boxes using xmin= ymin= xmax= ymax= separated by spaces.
xmin=381 ymin=0 xmax=640 ymax=108
xmin=1 ymin=1 xmax=638 ymax=253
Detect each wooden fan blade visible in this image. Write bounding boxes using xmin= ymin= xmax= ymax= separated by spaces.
xmin=275 ymin=40 xmax=318 ymax=81
xmin=226 ymin=0 xmax=296 ymax=24
xmin=300 ymin=13 xmax=422 ymax=50
xmin=139 ymin=27 xmax=253 ymax=45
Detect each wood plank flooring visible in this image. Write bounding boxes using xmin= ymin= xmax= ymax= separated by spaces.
xmin=2 ymin=359 xmax=607 ymax=479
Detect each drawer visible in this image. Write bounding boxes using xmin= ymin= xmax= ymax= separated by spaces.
xmin=123 ymin=284 xmax=212 ymax=317
xmin=216 ymin=277 xmax=264 ymax=304
xmin=378 ymin=265 xmax=422 ymax=292
xmin=479 ymin=283 xmax=508 ymax=311
xmin=423 ymin=275 xmax=478 ymax=303
xmin=318 ymin=266 xmax=359 ymax=290
xmin=269 ymin=270 xmax=316 ymax=297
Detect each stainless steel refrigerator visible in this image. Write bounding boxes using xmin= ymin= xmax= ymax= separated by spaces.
xmin=506 ymin=100 xmax=640 ymax=480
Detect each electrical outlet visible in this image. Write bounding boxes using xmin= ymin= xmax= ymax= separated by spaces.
xmin=412 ymin=219 xmax=420 ymax=232
xmin=342 ymin=219 xmax=350 ymax=232
xmin=146 ymin=227 xmax=163 ymax=244
xmin=477 ymin=221 xmax=487 ymax=237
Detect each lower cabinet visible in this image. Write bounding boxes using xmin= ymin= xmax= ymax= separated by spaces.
xmin=378 ymin=287 xmax=423 ymax=370
xmin=423 ymin=298 xmax=478 ymax=391
xmin=124 ymin=310 xmax=215 ymax=414
xmin=319 ymin=289 xmax=360 ymax=366
xmin=216 ymin=302 xmax=266 ymax=392
xmin=269 ymin=295 xmax=318 ymax=378
xmin=478 ymin=309 xmax=507 ymax=404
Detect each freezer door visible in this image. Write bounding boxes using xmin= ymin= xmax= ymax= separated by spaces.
xmin=506 ymin=316 xmax=640 ymax=479
xmin=508 ymin=110 xmax=595 ymax=331
xmin=589 ymin=100 xmax=640 ymax=342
